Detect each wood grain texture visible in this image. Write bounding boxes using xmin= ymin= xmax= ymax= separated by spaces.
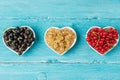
xmin=0 ymin=0 xmax=120 ymax=18
xmin=0 ymin=0 xmax=120 ymax=80
xmin=0 ymin=63 xmax=120 ymax=80
xmin=0 ymin=19 xmax=120 ymax=63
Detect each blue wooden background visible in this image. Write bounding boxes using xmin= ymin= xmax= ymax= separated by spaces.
xmin=0 ymin=0 xmax=120 ymax=80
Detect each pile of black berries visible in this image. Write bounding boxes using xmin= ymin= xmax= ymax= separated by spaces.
xmin=3 ymin=27 xmax=35 ymax=55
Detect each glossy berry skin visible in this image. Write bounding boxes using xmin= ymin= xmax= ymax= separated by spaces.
xmin=86 ymin=27 xmax=119 ymax=55
xmin=3 ymin=27 xmax=35 ymax=55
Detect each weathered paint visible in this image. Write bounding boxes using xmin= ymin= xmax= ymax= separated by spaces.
xmin=0 ymin=0 xmax=120 ymax=80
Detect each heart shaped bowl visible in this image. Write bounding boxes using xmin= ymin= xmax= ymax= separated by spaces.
xmin=2 ymin=26 xmax=36 ymax=56
xmin=86 ymin=26 xmax=119 ymax=55
xmin=44 ymin=26 xmax=77 ymax=55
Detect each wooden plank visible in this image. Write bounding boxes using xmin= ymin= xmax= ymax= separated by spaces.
xmin=0 ymin=72 xmax=46 ymax=80
xmin=0 ymin=0 xmax=120 ymax=79
xmin=0 ymin=63 xmax=120 ymax=80
xmin=0 ymin=19 xmax=120 ymax=63
xmin=0 ymin=0 xmax=120 ymax=18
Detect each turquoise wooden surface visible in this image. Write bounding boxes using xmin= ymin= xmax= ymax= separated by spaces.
xmin=0 ymin=0 xmax=120 ymax=80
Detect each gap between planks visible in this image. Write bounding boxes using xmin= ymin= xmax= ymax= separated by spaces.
xmin=1 ymin=17 xmax=120 ymax=20
xmin=0 ymin=62 xmax=120 ymax=64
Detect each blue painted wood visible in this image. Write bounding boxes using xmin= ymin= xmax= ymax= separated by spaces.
xmin=0 ymin=0 xmax=120 ymax=80
xmin=0 ymin=63 xmax=120 ymax=80
xmin=0 ymin=0 xmax=120 ymax=18
xmin=0 ymin=72 xmax=46 ymax=80
xmin=0 ymin=19 xmax=120 ymax=63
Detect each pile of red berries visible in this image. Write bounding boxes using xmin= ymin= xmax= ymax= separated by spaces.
xmin=86 ymin=27 xmax=119 ymax=54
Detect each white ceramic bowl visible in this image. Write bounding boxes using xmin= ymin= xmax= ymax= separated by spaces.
xmin=86 ymin=26 xmax=119 ymax=55
xmin=2 ymin=26 xmax=35 ymax=56
xmin=44 ymin=26 xmax=77 ymax=55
